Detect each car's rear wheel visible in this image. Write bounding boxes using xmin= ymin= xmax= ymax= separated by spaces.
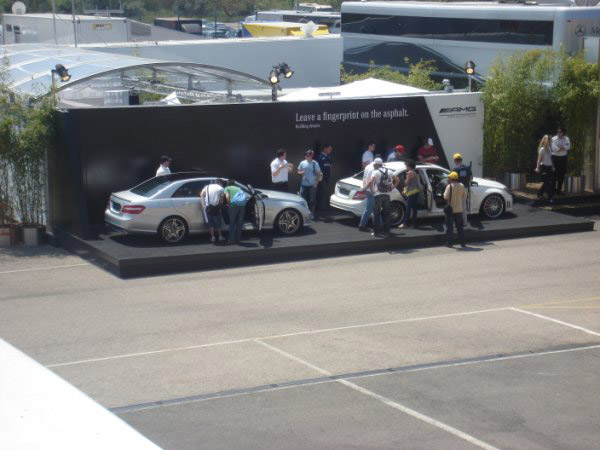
xmin=481 ymin=194 xmax=505 ymax=219
xmin=276 ymin=209 xmax=303 ymax=235
xmin=390 ymin=201 xmax=406 ymax=227
xmin=159 ymin=216 xmax=188 ymax=243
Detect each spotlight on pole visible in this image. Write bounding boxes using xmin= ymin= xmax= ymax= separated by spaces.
xmin=268 ymin=62 xmax=294 ymax=101
xmin=53 ymin=64 xmax=71 ymax=82
xmin=464 ymin=60 xmax=476 ymax=92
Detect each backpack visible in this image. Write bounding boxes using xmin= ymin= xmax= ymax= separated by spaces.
xmin=231 ymin=189 xmax=248 ymax=206
xmin=377 ymin=168 xmax=394 ymax=193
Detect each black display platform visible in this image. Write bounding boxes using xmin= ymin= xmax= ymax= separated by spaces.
xmin=57 ymin=204 xmax=594 ymax=278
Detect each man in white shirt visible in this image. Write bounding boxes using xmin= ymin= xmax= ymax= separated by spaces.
xmin=358 ymin=159 xmax=376 ymax=232
xmin=200 ymin=179 xmax=225 ymax=243
xmin=551 ymin=127 xmax=570 ymax=195
xmin=156 ymin=155 xmax=172 ymax=177
xmin=367 ymin=158 xmax=399 ymax=237
xmin=362 ymin=142 xmax=376 ymax=169
xmin=270 ymin=149 xmax=294 ymax=192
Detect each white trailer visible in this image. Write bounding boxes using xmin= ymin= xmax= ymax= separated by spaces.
xmin=1 ymin=13 xmax=197 ymax=46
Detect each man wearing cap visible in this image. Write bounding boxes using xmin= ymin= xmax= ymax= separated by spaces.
xmin=298 ymin=149 xmax=322 ymax=220
xmin=156 ymin=155 xmax=172 ymax=176
xmin=444 ymin=171 xmax=467 ymax=248
xmin=358 ymin=159 xmax=376 ymax=232
xmin=453 ymin=153 xmax=472 ymax=226
xmin=367 ymin=158 xmax=399 ymax=237
xmin=387 ymin=145 xmax=407 ymax=162
xmin=417 ymin=138 xmax=440 ymax=164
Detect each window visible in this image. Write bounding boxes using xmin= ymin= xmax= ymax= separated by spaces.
xmin=13 ymin=25 xmax=21 ymax=35
xmin=342 ymin=13 xmax=553 ymax=46
xmin=172 ymin=180 xmax=209 ymax=198
xmin=6 ymin=24 xmax=13 ymax=32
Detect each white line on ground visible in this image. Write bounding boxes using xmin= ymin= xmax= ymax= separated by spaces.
xmin=510 ymin=307 xmax=600 ymax=337
xmin=114 ymin=343 xmax=600 ymax=414
xmin=47 ymin=307 xmax=508 ymax=368
xmin=0 ymin=263 xmax=89 ymax=275
xmin=254 ymin=339 xmax=500 ymax=450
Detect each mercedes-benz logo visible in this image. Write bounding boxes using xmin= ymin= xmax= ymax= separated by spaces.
xmin=575 ymin=25 xmax=586 ymax=37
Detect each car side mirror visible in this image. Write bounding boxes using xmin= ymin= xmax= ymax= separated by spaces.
xmin=471 ymin=181 xmax=478 ymax=187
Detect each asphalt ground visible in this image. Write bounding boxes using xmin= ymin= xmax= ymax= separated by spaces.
xmin=1 ymin=221 xmax=599 ymax=449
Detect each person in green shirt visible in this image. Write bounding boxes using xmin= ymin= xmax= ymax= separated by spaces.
xmin=224 ymin=179 xmax=247 ymax=245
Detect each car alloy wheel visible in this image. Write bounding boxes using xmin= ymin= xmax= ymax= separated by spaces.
xmin=160 ymin=217 xmax=187 ymax=243
xmin=390 ymin=201 xmax=406 ymax=227
xmin=482 ymin=194 xmax=505 ymax=219
xmin=276 ymin=209 xmax=302 ymax=234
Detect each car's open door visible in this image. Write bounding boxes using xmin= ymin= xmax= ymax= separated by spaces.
xmin=248 ymin=185 xmax=265 ymax=231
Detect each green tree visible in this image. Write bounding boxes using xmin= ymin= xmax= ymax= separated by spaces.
xmin=482 ymin=50 xmax=555 ymax=174
xmin=341 ymin=60 xmax=442 ymax=91
xmin=483 ymin=49 xmax=600 ymax=176
xmin=553 ymin=51 xmax=600 ymax=176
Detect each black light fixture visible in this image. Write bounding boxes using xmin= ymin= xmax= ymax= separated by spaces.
xmin=53 ymin=64 xmax=71 ymax=82
xmin=268 ymin=62 xmax=294 ymax=101
xmin=464 ymin=61 xmax=476 ymax=76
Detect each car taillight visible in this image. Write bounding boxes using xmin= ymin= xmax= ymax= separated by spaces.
xmin=121 ymin=205 xmax=145 ymax=214
xmin=353 ymin=190 xmax=366 ymax=200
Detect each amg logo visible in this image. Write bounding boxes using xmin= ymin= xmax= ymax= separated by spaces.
xmin=439 ymin=106 xmax=477 ymax=115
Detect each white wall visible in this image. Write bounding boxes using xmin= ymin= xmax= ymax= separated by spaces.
xmin=84 ymin=35 xmax=343 ymax=88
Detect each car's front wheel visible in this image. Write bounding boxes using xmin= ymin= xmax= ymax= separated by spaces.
xmin=481 ymin=194 xmax=505 ymax=219
xmin=158 ymin=216 xmax=188 ymax=243
xmin=390 ymin=201 xmax=406 ymax=227
xmin=275 ymin=209 xmax=303 ymax=235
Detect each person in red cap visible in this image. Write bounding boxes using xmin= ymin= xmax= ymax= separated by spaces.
xmin=417 ymin=138 xmax=440 ymax=164
xmin=387 ymin=144 xmax=407 ymax=162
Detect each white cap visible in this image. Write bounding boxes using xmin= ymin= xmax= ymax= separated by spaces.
xmin=427 ymin=138 xmax=434 ymax=146
xmin=373 ymin=157 xmax=384 ymax=165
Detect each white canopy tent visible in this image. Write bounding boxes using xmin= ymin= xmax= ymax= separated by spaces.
xmin=278 ymin=78 xmax=427 ymax=101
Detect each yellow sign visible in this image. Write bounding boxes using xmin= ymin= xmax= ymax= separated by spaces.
xmin=92 ymin=23 xmax=112 ymax=31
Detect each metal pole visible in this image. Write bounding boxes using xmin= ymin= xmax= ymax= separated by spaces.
xmin=71 ymin=0 xmax=78 ymax=47
xmin=468 ymin=74 xmax=472 ymax=93
xmin=294 ymin=0 xmax=299 ymax=11
xmin=271 ymin=84 xmax=277 ymax=101
xmin=51 ymin=0 xmax=58 ymax=44
xmin=596 ymin=39 xmax=600 ymax=192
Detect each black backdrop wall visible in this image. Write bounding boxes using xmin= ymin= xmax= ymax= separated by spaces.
xmin=51 ymin=96 xmax=447 ymax=238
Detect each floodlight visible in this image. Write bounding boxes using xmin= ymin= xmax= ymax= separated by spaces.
xmin=269 ymin=69 xmax=279 ymax=85
xmin=464 ymin=61 xmax=476 ymax=76
xmin=54 ymin=64 xmax=71 ymax=82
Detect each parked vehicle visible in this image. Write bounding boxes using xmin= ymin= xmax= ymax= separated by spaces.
xmin=105 ymin=173 xmax=311 ymax=243
xmin=330 ymin=162 xmax=513 ymax=226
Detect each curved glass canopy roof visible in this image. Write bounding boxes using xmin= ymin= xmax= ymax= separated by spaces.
xmin=1 ymin=44 xmax=271 ymax=104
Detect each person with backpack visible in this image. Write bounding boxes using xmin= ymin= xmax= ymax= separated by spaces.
xmin=200 ymin=179 xmax=225 ymax=244
xmin=298 ymin=149 xmax=322 ymax=220
xmin=367 ymin=158 xmax=399 ymax=237
xmin=444 ymin=171 xmax=468 ymax=248
xmin=224 ymin=179 xmax=248 ymax=245
xmin=399 ymin=160 xmax=420 ymax=229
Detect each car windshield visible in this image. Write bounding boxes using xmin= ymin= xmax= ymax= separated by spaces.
xmin=352 ymin=171 xmax=364 ymax=181
xmin=131 ymin=177 xmax=172 ymax=197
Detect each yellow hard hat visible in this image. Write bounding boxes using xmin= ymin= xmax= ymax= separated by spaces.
xmin=449 ymin=171 xmax=459 ymax=180
xmin=453 ymin=153 xmax=463 ymax=160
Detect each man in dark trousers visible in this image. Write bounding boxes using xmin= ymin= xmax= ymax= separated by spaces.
xmin=367 ymin=158 xmax=399 ymax=237
xmin=453 ymin=153 xmax=472 ymax=227
xmin=551 ymin=127 xmax=570 ymax=195
xmin=316 ymin=143 xmax=333 ymax=211
xmin=444 ymin=171 xmax=468 ymax=248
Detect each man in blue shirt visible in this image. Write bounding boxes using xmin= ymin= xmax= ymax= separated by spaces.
xmin=316 ymin=143 xmax=333 ymax=211
xmin=298 ymin=149 xmax=322 ymax=220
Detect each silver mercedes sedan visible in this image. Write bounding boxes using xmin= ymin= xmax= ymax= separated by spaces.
xmin=104 ymin=173 xmax=312 ymax=243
